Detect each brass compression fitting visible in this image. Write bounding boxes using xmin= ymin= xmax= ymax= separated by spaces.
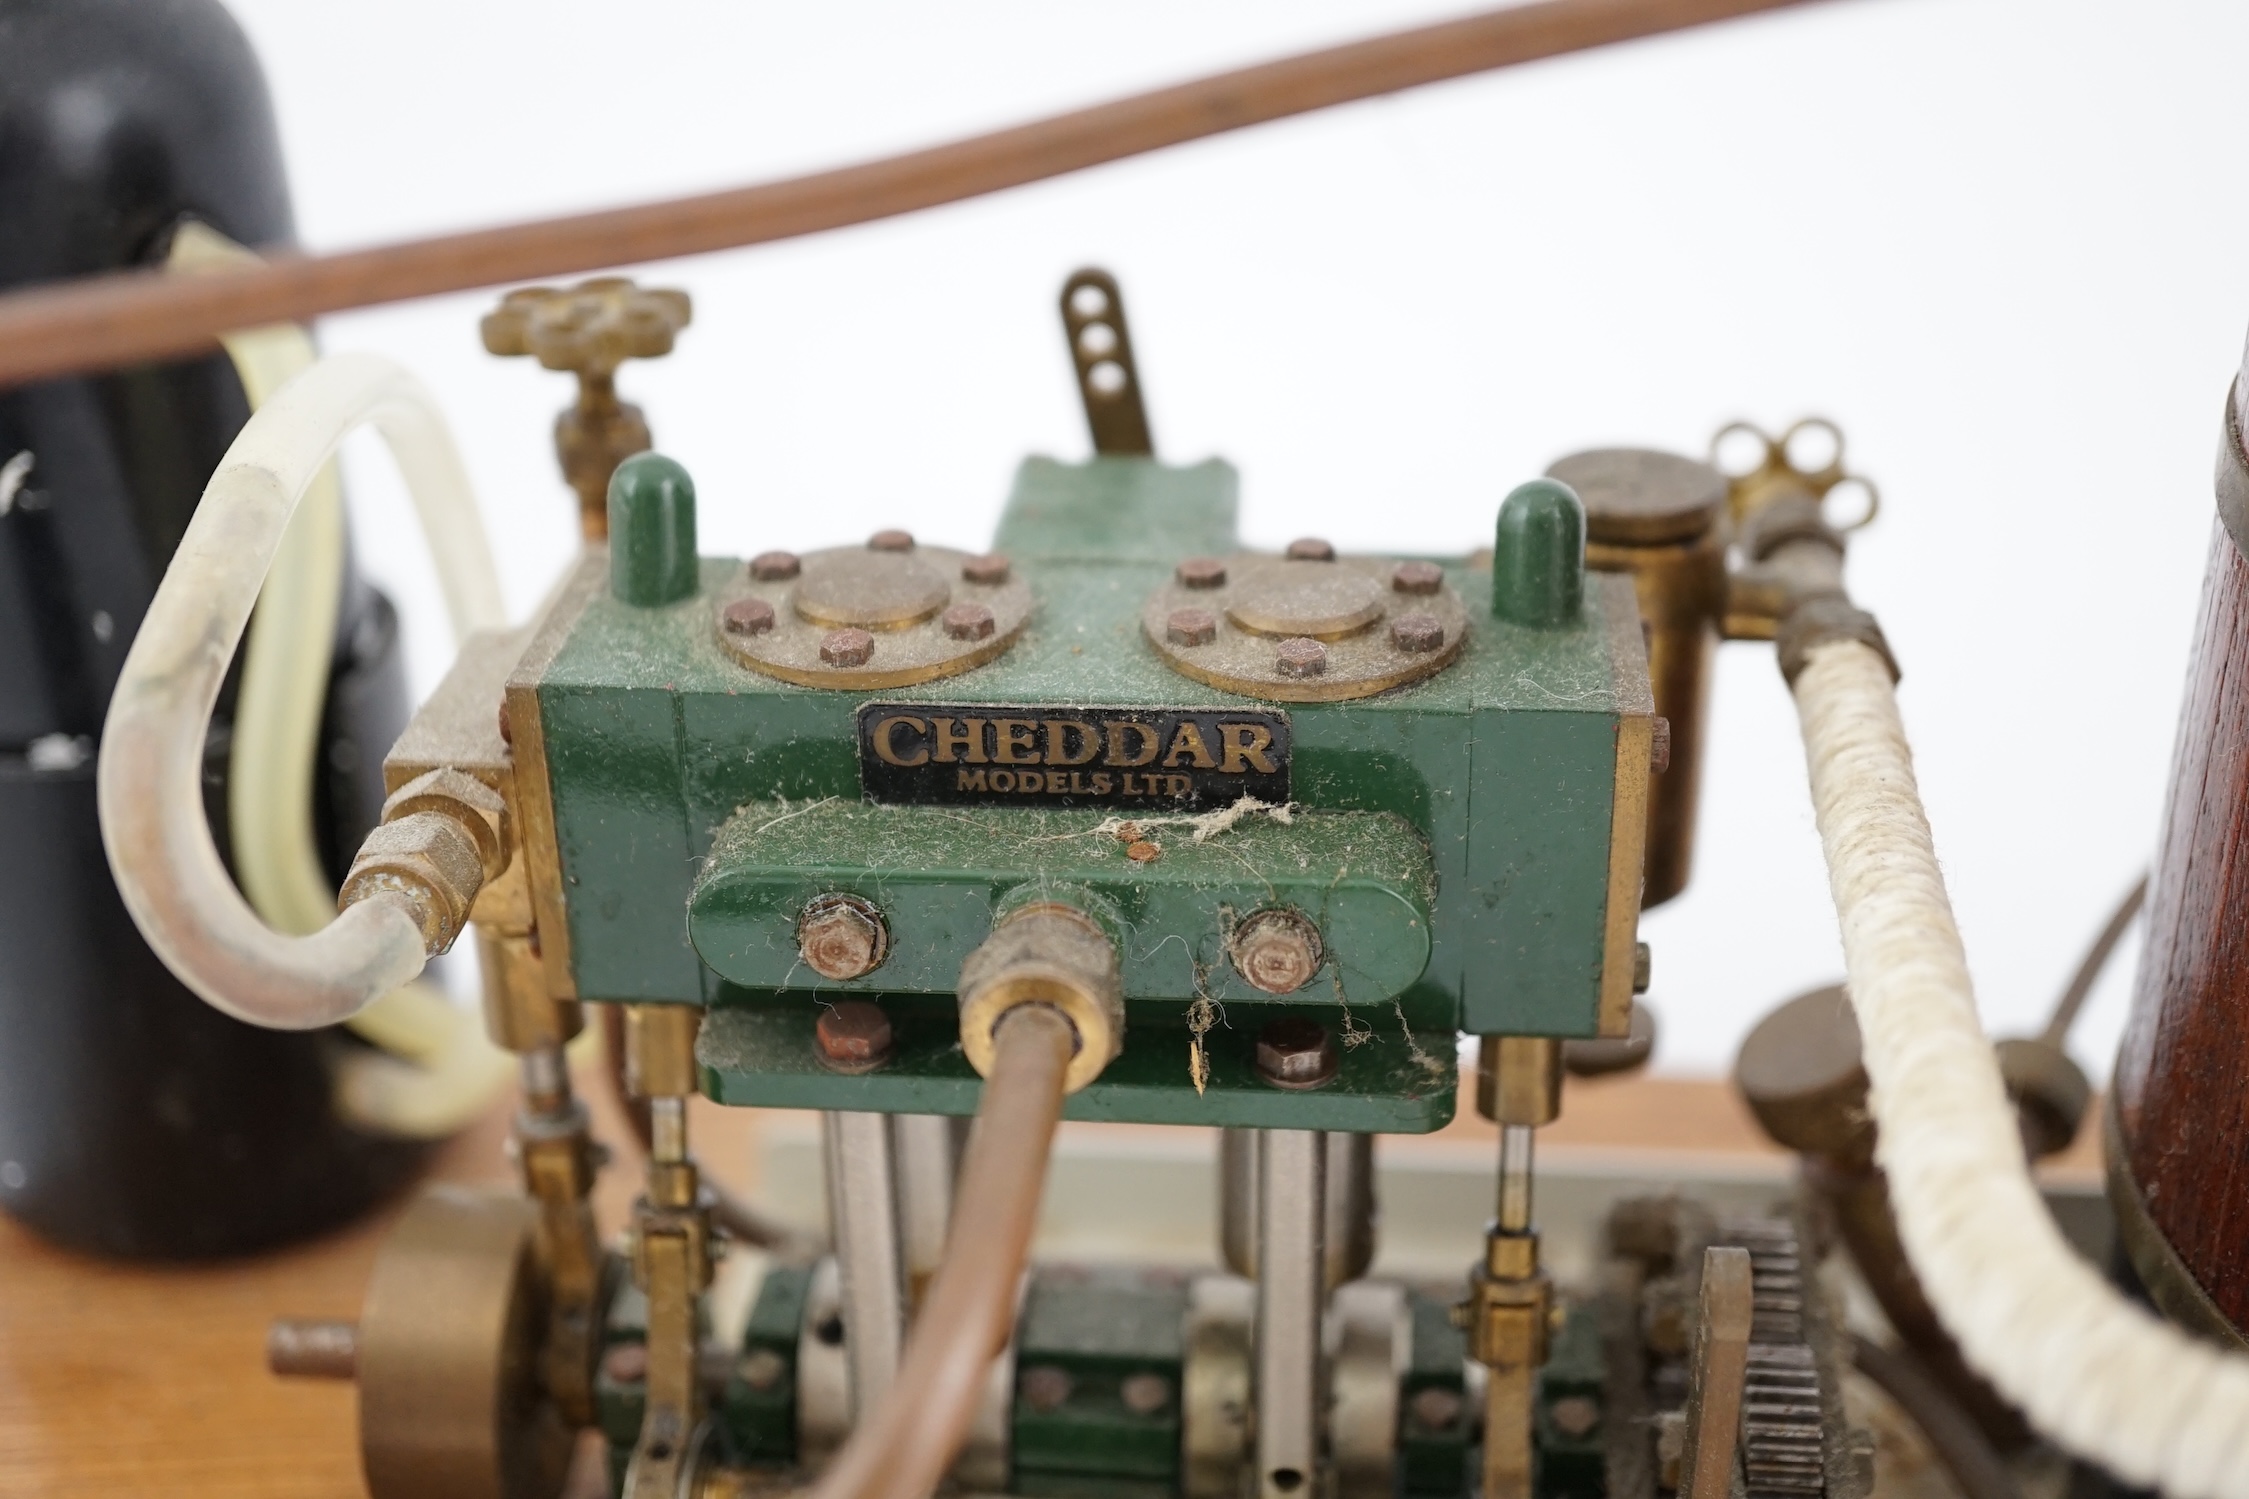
xmin=957 ymin=901 xmax=1125 ymax=1094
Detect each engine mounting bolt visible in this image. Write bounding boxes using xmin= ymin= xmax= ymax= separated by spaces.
xmin=603 ymin=1342 xmax=649 ymax=1385
xmin=1409 ymin=1386 xmax=1464 ymax=1432
xmin=1231 ymin=908 xmax=1324 ymax=994
xmin=737 ymin=1348 xmax=787 ymax=1392
xmin=1390 ymin=612 xmax=1444 ymax=654
xmin=722 ymin=597 xmax=776 ymax=637
xmin=1176 ymin=557 xmax=1228 ymax=589
xmin=961 ymin=553 xmax=1013 ymax=585
xmin=1020 ymin=1364 xmax=1075 ymax=1412
xmin=820 ymin=627 xmax=875 ymax=667
xmin=943 ymin=602 xmax=996 ymax=641
xmin=1254 ymin=1016 xmax=1338 ymax=1090
xmin=868 ymin=528 xmax=915 ymax=552
xmin=798 ymin=895 xmax=889 ymax=981
xmin=1392 ymin=560 xmax=1444 ymax=595
xmin=1166 ymin=608 xmax=1218 ymax=646
xmin=1275 ymin=637 xmax=1327 ymax=678
xmin=748 ymin=550 xmax=801 ymax=582
xmin=1120 ymin=1372 xmax=1172 ymax=1415
xmin=1286 ymin=537 xmax=1337 ymax=561
xmin=814 ymin=1000 xmax=894 ymax=1074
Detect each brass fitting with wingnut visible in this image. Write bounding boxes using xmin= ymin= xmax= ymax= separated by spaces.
xmin=957 ymin=901 xmax=1125 ymax=1094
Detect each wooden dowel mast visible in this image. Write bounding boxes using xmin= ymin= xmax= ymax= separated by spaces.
xmin=0 ymin=0 xmax=1822 ymax=389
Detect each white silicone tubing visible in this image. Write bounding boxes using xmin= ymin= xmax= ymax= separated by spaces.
xmin=1793 ymin=638 xmax=2249 ymax=1497
xmin=99 ymin=352 xmax=504 ymax=1030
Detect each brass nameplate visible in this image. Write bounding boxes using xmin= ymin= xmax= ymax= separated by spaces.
xmin=856 ymin=704 xmax=1291 ymax=810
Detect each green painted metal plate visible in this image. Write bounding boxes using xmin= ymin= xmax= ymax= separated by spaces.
xmin=698 ymin=993 xmax=1459 ymax=1132
xmin=688 ymin=801 xmax=1432 ymax=1006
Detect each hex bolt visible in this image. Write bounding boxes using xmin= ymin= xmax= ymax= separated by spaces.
xmin=1392 ymin=560 xmax=1444 ymax=595
xmin=1230 ymin=908 xmax=1324 ymax=994
xmin=1634 ymin=941 xmax=1652 ymax=995
xmin=1020 ymin=1363 xmax=1075 ymax=1412
xmin=820 ymin=627 xmax=876 ymax=667
xmin=943 ymin=601 xmax=997 ymax=641
xmin=748 ymin=550 xmax=801 ymax=582
xmin=1120 ymin=1372 xmax=1173 ymax=1415
xmin=1166 ymin=607 xmax=1218 ymax=647
xmin=1549 ymin=1394 xmax=1603 ymax=1439
xmin=1651 ymin=716 xmax=1672 ymax=775
xmin=737 ymin=1348 xmax=788 ymax=1392
xmin=1389 ymin=612 xmax=1445 ymax=654
xmin=1274 ymin=637 xmax=1327 ymax=678
xmin=1409 ymin=1386 xmax=1464 ymax=1433
xmin=868 ymin=528 xmax=915 ymax=552
xmin=721 ymin=597 xmax=776 ymax=637
xmin=798 ymin=894 xmax=889 ymax=980
xmin=814 ymin=1000 xmax=895 ymax=1074
xmin=961 ymin=553 xmax=1013 ymax=585
xmin=603 ymin=1342 xmax=650 ymax=1385
xmin=1285 ymin=537 xmax=1337 ymax=561
xmin=1254 ymin=1016 xmax=1339 ymax=1091
xmin=1176 ymin=557 xmax=1228 ymax=589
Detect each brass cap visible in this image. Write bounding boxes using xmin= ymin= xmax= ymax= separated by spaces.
xmin=1546 ymin=448 xmax=1726 ymax=548
xmin=957 ymin=903 xmax=1123 ymax=1094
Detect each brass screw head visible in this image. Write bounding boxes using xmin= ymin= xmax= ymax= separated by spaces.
xmin=722 ymin=597 xmax=776 ymax=637
xmin=943 ymin=602 xmax=996 ymax=641
xmin=1254 ymin=1016 xmax=1338 ymax=1089
xmin=1230 ymin=908 xmax=1324 ymax=994
xmin=814 ymin=1000 xmax=894 ymax=1074
xmin=1175 ymin=557 xmax=1228 ymax=589
xmin=1409 ymin=1386 xmax=1463 ymax=1432
xmin=798 ymin=894 xmax=889 ymax=980
xmin=820 ymin=627 xmax=876 ymax=667
xmin=868 ymin=529 xmax=915 ymax=552
xmin=1390 ymin=612 xmax=1444 ymax=654
xmin=1120 ymin=1372 xmax=1172 ymax=1415
xmin=1286 ymin=537 xmax=1337 ymax=561
xmin=961 ymin=553 xmax=1012 ymax=585
xmin=1274 ymin=637 xmax=1327 ymax=678
xmin=749 ymin=550 xmax=801 ymax=582
xmin=1166 ymin=607 xmax=1217 ymax=646
xmin=1392 ymin=560 xmax=1443 ymax=595
xmin=1019 ymin=1364 xmax=1074 ymax=1412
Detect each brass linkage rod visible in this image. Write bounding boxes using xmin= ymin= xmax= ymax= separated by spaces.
xmin=0 ymin=0 xmax=1824 ymax=390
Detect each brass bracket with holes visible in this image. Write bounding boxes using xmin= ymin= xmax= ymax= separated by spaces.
xmin=1061 ymin=267 xmax=1155 ymax=456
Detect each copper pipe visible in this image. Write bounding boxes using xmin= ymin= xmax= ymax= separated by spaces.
xmin=0 ymin=0 xmax=1824 ymax=390
xmin=808 ymin=1004 xmax=1075 ymax=1499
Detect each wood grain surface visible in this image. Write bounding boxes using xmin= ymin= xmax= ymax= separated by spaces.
xmin=0 ymin=1067 xmax=2089 ymax=1497
xmin=2117 ymin=519 xmax=2249 ymax=1330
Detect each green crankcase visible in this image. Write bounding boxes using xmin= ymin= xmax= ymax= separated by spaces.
xmin=516 ymin=453 xmax=1651 ymax=1133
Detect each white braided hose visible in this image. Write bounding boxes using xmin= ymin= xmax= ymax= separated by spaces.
xmin=1793 ymin=637 xmax=2249 ymax=1496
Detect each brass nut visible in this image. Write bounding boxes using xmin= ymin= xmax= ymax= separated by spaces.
xmin=797 ymin=894 xmax=889 ymax=980
xmin=820 ymin=628 xmax=875 ymax=667
xmin=961 ymin=553 xmax=1012 ymax=585
xmin=1390 ymin=612 xmax=1445 ymax=654
xmin=1229 ymin=907 xmax=1324 ymax=994
xmin=814 ymin=1000 xmax=894 ymax=1073
xmin=1285 ymin=537 xmax=1336 ymax=561
xmin=1176 ymin=557 xmax=1228 ymax=589
xmin=958 ymin=903 xmax=1123 ymax=1094
xmin=382 ymin=766 xmax=511 ymax=882
xmin=722 ymin=597 xmax=776 ymax=637
xmin=1274 ymin=637 xmax=1327 ymax=678
xmin=942 ymin=602 xmax=997 ymax=641
xmin=1253 ymin=1016 xmax=1338 ymax=1090
xmin=1166 ymin=608 xmax=1218 ymax=647
xmin=1393 ymin=561 xmax=1444 ymax=595
xmin=748 ymin=550 xmax=801 ymax=582
xmin=868 ymin=529 xmax=915 ymax=552
xmin=340 ymin=811 xmax=489 ymax=953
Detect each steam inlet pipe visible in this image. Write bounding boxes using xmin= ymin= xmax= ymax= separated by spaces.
xmin=98 ymin=352 xmax=503 ymax=1030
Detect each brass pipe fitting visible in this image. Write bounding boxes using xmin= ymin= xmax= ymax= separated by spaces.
xmin=1466 ymin=1227 xmax=1552 ymax=1499
xmin=339 ymin=768 xmax=514 ymax=955
xmin=958 ymin=901 xmax=1124 ymax=1094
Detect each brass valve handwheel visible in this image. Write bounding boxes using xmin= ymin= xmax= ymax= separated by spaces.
xmin=483 ymin=277 xmax=692 ymax=542
xmin=1709 ymin=416 xmax=1879 ymax=533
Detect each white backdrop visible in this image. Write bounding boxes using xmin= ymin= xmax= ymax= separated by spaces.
xmin=219 ymin=0 xmax=2249 ymax=1079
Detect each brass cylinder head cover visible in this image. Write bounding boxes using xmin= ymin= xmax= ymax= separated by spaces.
xmin=1142 ymin=552 xmax=1467 ymax=702
xmin=713 ymin=536 xmax=1032 ymax=689
xmin=357 ymin=1187 xmax=571 ymax=1499
xmin=957 ymin=902 xmax=1124 ymax=1093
